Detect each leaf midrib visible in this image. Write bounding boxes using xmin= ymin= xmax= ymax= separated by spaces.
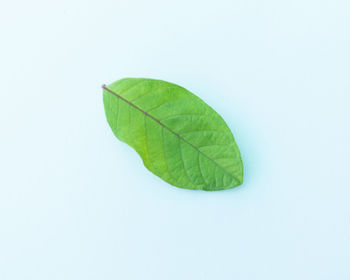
xmin=102 ymin=84 xmax=239 ymax=184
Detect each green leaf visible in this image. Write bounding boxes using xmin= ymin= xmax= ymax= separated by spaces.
xmin=103 ymin=78 xmax=243 ymax=191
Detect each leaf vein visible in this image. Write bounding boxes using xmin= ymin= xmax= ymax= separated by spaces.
xmin=198 ymin=154 xmax=208 ymax=187
xmin=130 ymin=86 xmax=179 ymax=103
xmin=161 ymin=127 xmax=176 ymax=183
xmin=144 ymin=115 xmax=154 ymax=171
xmin=178 ymin=138 xmax=200 ymax=187
xmin=160 ymin=113 xmax=207 ymax=121
xmin=148 ymin=96 xmax=189 ymax=113
xmin=181 ymin=128 xmax=227 ymax=134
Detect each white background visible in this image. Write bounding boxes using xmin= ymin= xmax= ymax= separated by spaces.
xmin=1 ymin=0 xmax=349 ymax=279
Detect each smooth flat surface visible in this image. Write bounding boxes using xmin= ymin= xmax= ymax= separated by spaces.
xmin=0 ymin=0 xmax=349 ymax=279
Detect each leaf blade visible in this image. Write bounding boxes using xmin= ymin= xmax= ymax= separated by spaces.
xmin=103 ymin=78 xmax=243 ymax=191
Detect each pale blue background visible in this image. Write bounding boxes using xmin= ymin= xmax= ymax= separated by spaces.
xmin=0 ymin=0 xmax=349 ymax=279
